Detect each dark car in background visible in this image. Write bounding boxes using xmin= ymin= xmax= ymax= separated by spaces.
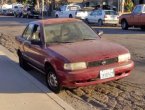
xmin=21 ymin=7 xmax=40 ymax=19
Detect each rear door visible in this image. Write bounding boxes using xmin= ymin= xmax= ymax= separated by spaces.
xmin=141 ymin=6 xmax=145 ymax=25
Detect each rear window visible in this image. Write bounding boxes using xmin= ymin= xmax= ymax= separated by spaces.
xmin=67 ymin=6 xmax=80 ymax=11
xmin=105 ymin=11 xmax=118 ymax=15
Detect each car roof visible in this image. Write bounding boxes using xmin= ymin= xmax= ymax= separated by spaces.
xmin=31 ymin=18 xmax=81 ymax=25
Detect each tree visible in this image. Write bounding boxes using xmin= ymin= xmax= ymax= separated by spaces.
xmin=124 ymin=0 xmax=134 ymax=12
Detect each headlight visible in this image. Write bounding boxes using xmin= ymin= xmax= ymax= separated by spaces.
xmin=64 ymin=62 xmax=87 ymax=71
xmin=118 ymin=53 xmax=131 ymax=62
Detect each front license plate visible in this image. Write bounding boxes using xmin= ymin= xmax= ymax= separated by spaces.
xmin=100 ymin=69 xmax=115 ymax=79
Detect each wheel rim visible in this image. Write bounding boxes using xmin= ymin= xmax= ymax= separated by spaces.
xmin=47 ymin=72 xmax=58 ymax=88
xmin=122 ymin=21 xmax=126 ymax=29
xmin=98 ymin=20 xmax=102 ymax=26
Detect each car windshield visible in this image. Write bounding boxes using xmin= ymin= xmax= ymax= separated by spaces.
xmin=44 ymin=21 xmax=99 ymax=44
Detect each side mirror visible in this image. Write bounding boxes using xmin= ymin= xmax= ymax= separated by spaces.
xmin=97 ymin=30 xmax=103 ymax=37
xmin=31 ymin=40 xmax=42 ymax=45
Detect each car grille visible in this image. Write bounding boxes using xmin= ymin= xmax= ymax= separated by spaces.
xmin=88 ymin=57 xmax=118 ymax=67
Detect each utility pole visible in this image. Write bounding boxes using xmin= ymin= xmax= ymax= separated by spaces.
xmin=42 ymin=0 xmax=44 ymax=19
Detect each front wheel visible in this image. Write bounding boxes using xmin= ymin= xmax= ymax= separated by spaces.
xmin=98 ymin=19 xmax=103 ymax=26
xmin=85 ymin=18 xmax=90 ymax=24
xmin=121 ymin=20 xmax=128 ymax=30
xmin=46 ymin=68 xmax=61 ymax=93
xmin=69 ymin=14 xmax=73 ymax=18
xmin=140 ymin=26 xmax=145 ymax=30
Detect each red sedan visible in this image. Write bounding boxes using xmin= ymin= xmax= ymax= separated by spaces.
xmin=16 ymin=18 xmax=134 ymax=93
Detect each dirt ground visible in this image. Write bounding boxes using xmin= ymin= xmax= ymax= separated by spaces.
xmin=0 ymin=16 xmax=145 ymax=110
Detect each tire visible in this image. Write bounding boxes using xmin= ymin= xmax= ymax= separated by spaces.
xmin=98 ymin=19 xmax=103 ymax=26
xmin=55 ymin=15 xmax=58 ymax=18
xmin=69 ymin=14 xmax=73 ymax=18
xmin=14 ymin=13 xmax=17 ymax=18
xmin=121 ymin=20 xmax=128 ymax=30
xmin=85 ymin=18 xmax=89 ymax=24
xmin=26 ymin=14 xmax=29 ymax=19
xmin=46 ymin=66 xmax=62 ymax=93
xmin=18 ymin=52 xmax=31 ymax=71
xmin=21 ymin=14 xmax=24 ymax=18
xmin=140 ymin=26 xmax=145 ymax=30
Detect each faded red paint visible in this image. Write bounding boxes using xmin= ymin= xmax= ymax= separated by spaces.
xmin=16 ymin=18 xmax=134 ymax=88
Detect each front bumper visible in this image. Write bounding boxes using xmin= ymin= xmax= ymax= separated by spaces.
xmin=56 ymin=60 xmax=134 ymax=88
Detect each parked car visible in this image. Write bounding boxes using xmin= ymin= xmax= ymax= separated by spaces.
xmin=55 ymin=4 xmax=81 ymax=18
xmin=4 ymin=9 xmax=14 ymax=16
xmin=16 ymin=18 xmax=134 ymax=93
xmin=76 ymin=7 xmax=94 ymax=20
xmin=14 ymin=6 xmax=23 ymax=17
xmin=119 ymin=4 xmax=145 ymax=30
xmin=85 ymin=9 xmax=119 ymax=26
xmin=21 ymin=6 xmax=40 ymax=18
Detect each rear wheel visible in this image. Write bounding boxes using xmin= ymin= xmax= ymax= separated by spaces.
xmin=21 ymin=14 xmax=24 ymax=18
xmin=121 ymin=20 xmax=128 ymax=30
xmin=46 ymin=65 xmax=62 ymax=93
xmin=140 ymin=26 xmax=145 ymax=30
xmin=14 ymin=13 xmax=17 ymax=18
xmin=26 ymin=14 xmax=29 ymax=19
xmin=98 ymin=19 xmax=103 ymax=26
xmin=69 ymin=14 xmax=73 ymax=18
xmin=55 ymin=15 xmax=58 ymax=18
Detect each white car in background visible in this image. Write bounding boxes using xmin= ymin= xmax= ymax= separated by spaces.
xmin=75 ymin=7 xmax=94 ymax=20
xmin=55 ymin=4 xmax=81 ymax=18
xmin=85 ymin=9 xmax=119 ymax=26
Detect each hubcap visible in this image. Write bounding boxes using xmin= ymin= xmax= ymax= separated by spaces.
xmin=122 ymin=22 xmax=126 ymax=28
xmin=47 ymin=72 xmax=58 ymax=88
xmin=98 ymin=20 xmax=102 ymax=26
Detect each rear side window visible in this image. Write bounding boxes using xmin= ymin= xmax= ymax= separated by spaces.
xmin=133 ymin=6 xmax=142 ymax=14
xmin=67 ymin=6 xmax=80 ymax=11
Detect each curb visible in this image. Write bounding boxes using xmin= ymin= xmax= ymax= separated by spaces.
xmin=0 ymin=45 xmax=75 ymax=110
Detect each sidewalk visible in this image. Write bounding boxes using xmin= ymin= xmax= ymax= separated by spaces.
xmin=0 ymin=45 xmax=74 ymax=110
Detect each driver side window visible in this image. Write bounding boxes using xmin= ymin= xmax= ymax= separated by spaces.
xmin=90 ymin=11 xmax=97 ymax=16
xmin=22 ymin=24 xmax=34 ymax=40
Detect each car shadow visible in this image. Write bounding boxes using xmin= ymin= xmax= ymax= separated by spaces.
xmin=0 ymin=55 xmax=51 ymax=93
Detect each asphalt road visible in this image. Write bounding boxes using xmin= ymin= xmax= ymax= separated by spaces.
xmin=0 ymin=16 xmax=145 ymax=110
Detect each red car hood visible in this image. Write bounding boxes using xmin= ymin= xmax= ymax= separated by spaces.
xmin=47 ymin=40 xmax=129 ymax=62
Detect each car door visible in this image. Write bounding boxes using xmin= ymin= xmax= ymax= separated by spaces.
xmin=21 ymin=24 xmax=34 ymax=59
xmin=131 ymin=5 xmax=142 ymax=26
xmin=26 ymin=24 xmax=46 ymax=69
xmin=95 ymin=10 xmax=103 ymax=23
xmin=60 ymin=5 xmax=66 ymax=18
xmin=141 ymin=6 xmax=145 ymax=24
xmin=87 ymin=10 xmax=97 ymax=23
